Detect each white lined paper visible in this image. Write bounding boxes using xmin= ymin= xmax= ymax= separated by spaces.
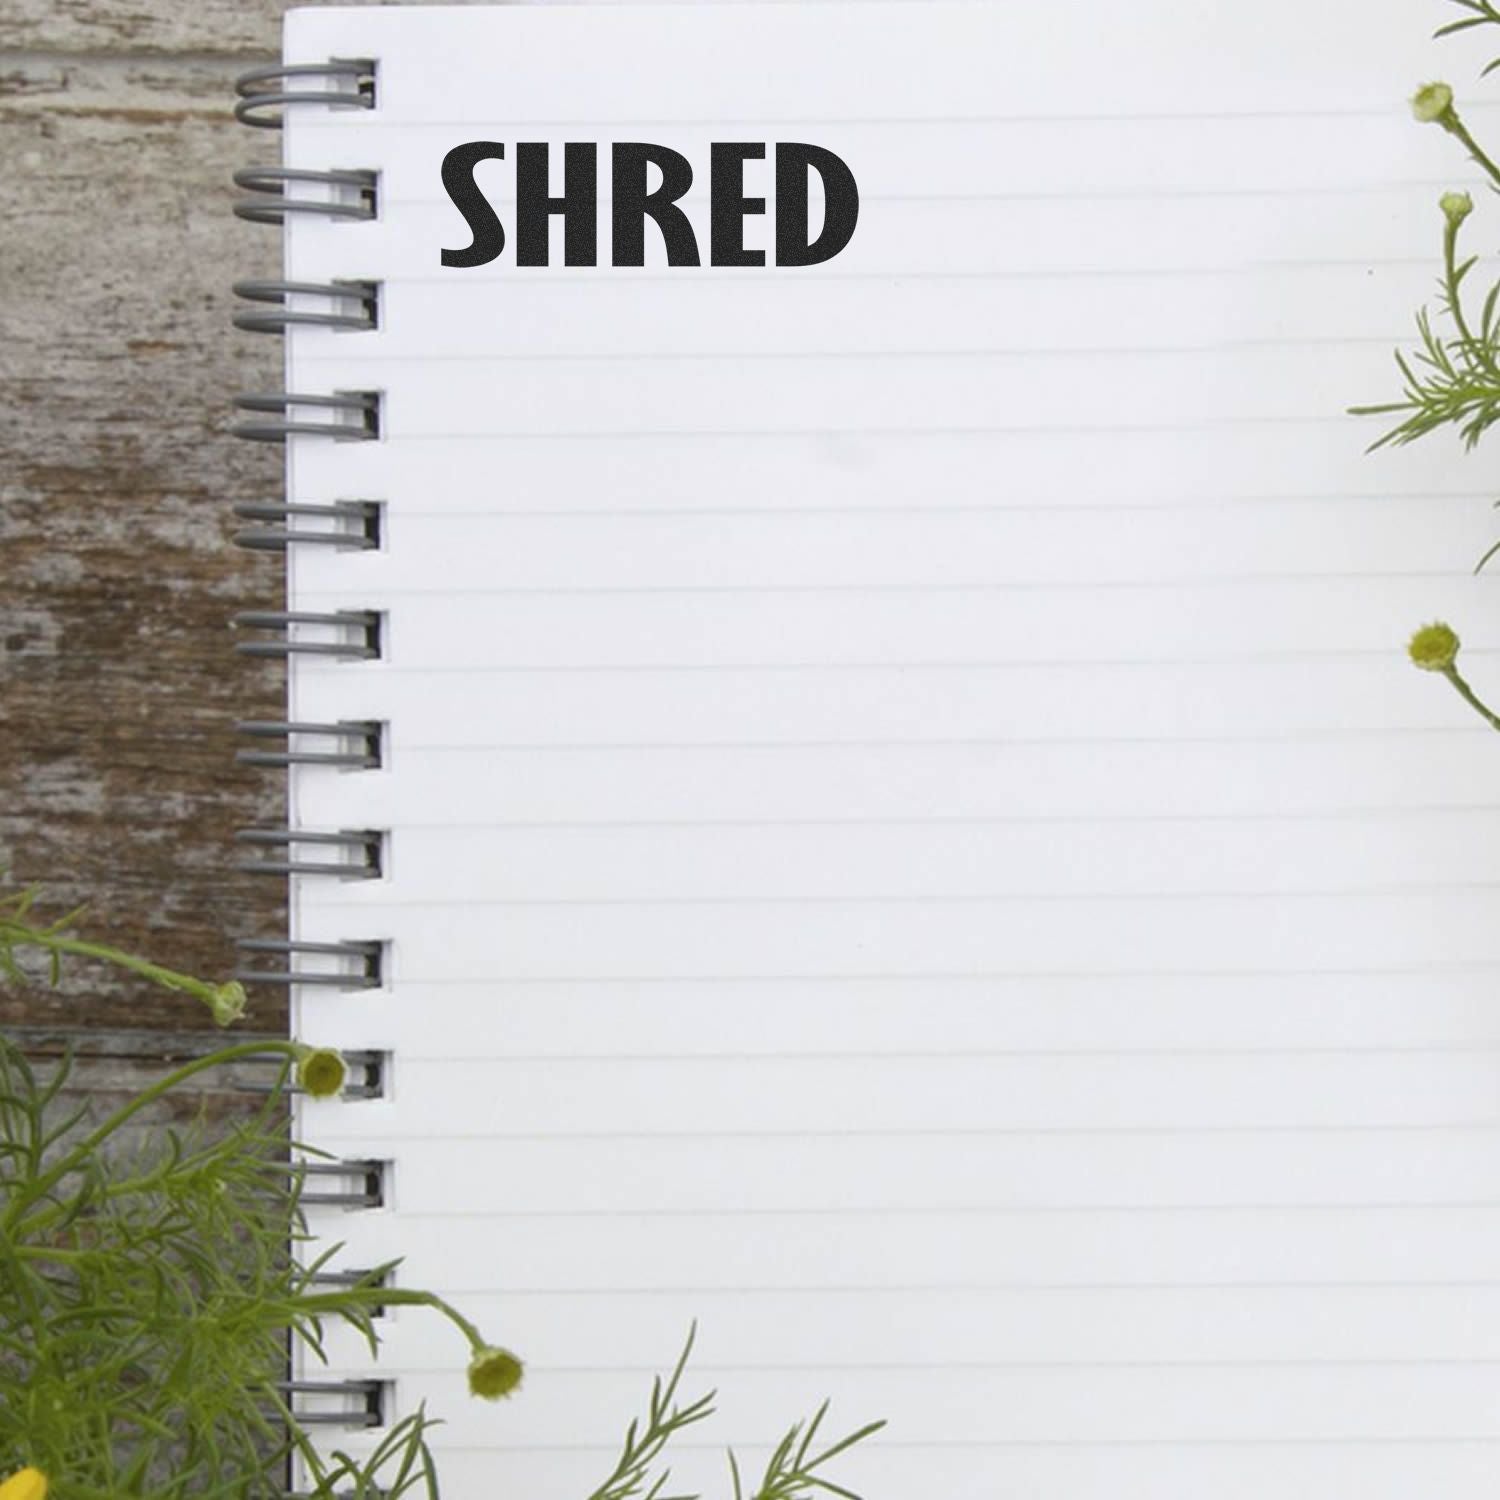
xmin=278 ymin=3 xmax=1500 ymax=1495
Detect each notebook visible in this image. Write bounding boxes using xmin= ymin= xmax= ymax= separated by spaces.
xmin=228 ymin=3 xmax=1500 ymax=1495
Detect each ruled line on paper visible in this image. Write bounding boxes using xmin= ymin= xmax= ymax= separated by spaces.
xmin=292 ymin=573 xmax=1491 ymax=590
xmin=402 ymin=1279 xmax=1500 ymax=1294
xmin=296 ymin=1124 xmax=1500 ymax=1141
xmin=355 ymin=260 xmax=1441 ymax=285
xmin=319 ymin=1359 xmax=1500 ymax=1378
xmin=317 ymin=493 xmax=1500 ymax=513
xmin=287 ymin=653 xmax=1500 ymax=670
xmin=360 ymin=966 xmax=1500 ymax=990
xmin=312 ymin=1202 xmax=1500 ymax=1219
xmin=291 ymin=886 xmax=1500 ymax=908
xmin=291 ymin=107 xmax=1500 ymax=126
xmin=290 ymin=339 xmax=1425 ymax=362
xmin=403 ymin=1437 xmax=1500 ymax=1452
xmin=379 ymin=418 xmax=1429 ymax=438
xmin=356 ymin=1045 xmax=1500 ymax=1060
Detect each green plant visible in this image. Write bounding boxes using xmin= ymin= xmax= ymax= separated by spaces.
xmin=0 ymin=892 xmax=883 ymax=1498
xmin=1353 ymin=0 xmax=1500 ymax=726
xmin=585 ymin=1327 xmax=884 ymax=1500
xmin=0 ymin=888 xmax=521 ymax=1499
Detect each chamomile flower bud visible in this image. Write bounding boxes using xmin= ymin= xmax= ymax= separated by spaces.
xmin=1412 ymin=81 xmax=1456 ymax=126
xmin=294 ymin=1045 xmax=347 ymax=1099
xmin=0 ymin=1469 xmax=48 ymax=1500
xmin=1441 ymin=190 xmax=1474 ymax=227
xmin=1408 ymin=621 xmax=1460 ymax=672
xmin=467 ymin=1345 xmax=525 ymax=1400
xmin=208 ymin=981 xmax=247 ymax=1027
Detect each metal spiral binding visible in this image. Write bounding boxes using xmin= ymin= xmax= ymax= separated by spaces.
xmin=235 ymin=828 xmax=384 ymax=879
xmin=233 ymin=56 xmax=390 ymax=1451
xmin=235 ymin=937 xmax=385 ymax=989
xmin=235 ymin=720 xmax=383 ymax=769
xmin=232 ymin=500 xmax=382 ymax=552
xmin=298 ymin=1159 xmax=388 ymax=1209
xmin=232 ymin=610 xmax=382 ymax=659
xmin=235 ymin=59 xmax=376 ymax=129
xmin=233 ymin=280 xmax=379 ymax=334
xmin=279 ymin=1380 xmax=386 ymax=1428
xmin=233 ymin=166 xmax=378 ymax=224
xmin=233 ymin=391 xmax=380 ymax=443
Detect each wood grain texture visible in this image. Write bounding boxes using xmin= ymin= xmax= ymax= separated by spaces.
xmin=0 ymin=0 xmax=280 ymax=57
xmin=0 ymin=53 xmax=289 ymax=1033
xmin=7 ymin=1026 xmax=289 ymax=1148
xmin=0 ymin=0 xmax=772 ymax=60
xmin=0 ymin=0 xmax=487 ymax=60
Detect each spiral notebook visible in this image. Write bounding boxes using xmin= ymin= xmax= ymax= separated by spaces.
xmin=228 ymin=3 xmax=1500 ymax=1495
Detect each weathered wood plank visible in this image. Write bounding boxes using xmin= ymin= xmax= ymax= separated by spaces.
xmin=0 ymin=0 xmax=684 ymax=61
xmin=6 ymin=1025 xmax=293 ymax=1176
xmin=0 ymin=0 xmax=470 ymax=60
xmin=0 ymin=2 xmax=283 ymax=57
xmin=0 ymin=58 xmax=290 ymax=1033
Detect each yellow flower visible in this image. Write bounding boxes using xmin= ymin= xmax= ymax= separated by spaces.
xmin=467 ymin=1345 xmax=524 ymax=1400
xmin=0 ymin=1469 xmax=47 ymax=1500
xmin=1408 ymin=621 xmax=1460 ymax=672
xmin=294 ymin=1045 xmax=347 ymax=1099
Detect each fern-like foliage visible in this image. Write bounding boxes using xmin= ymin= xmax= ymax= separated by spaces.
xmin=1351 ymin=200 xmax=1500 ymax=451
xmin=1436 ymin=0 xmax=1500 ymax=69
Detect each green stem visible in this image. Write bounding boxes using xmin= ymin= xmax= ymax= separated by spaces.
xmin=1443 ymin=663 xmax=1500 ymax=730
xmin=1440 ymin=214 xmax=1500 ymax=381
xmin=1443 ymin=109 xmax=1500 ymax=193
xmin=0 ymin=924 xmax=237 ymax=1018
xmin=1443 ymin=219 xmax=1479 ymax=346
xmin=292 ymin=1287 xmax=486 ymax=1350
xmin=1 ymin=1041 xmax=300 ymax=1236
xmin=12 ymin=1245 xmax=93 ymax=1265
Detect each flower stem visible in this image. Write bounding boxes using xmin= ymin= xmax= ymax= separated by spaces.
xmin=294 ymin=1287 xmax=486 ymax=1349
xmin=1442 ymin=663 xmax=1500 ymax=730
xmin=1444 ymin=110 xmax=1500 ymax=193
xmin=0 ymin=921 xmax=244 ymax=1024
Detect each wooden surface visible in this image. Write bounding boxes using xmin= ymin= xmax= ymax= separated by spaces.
xmin=0 ymin=14 xmax=292 ymax=1035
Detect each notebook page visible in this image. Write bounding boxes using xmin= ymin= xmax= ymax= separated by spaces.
xmin=275 ymin=3 xmax=1500 ymax=1494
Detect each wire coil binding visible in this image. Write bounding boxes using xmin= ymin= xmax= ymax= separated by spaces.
xmin=231 ymin=610 xmax=382 ymax=659
xmin=232 ymin=500 xmax=382 ymax=552
xmin=235 ymin=938 xmax=385 ymax=989
xmin=231 ymin=56 xmax=392 ymax=1451
xmin=233 ymin=391 xmax=380 ymax=444
xmin=297 ymin=1159 xmax=387 ymax=1209
xmin=233 ymin=279 xmax=379 ymax=334
xmin=278 ymin=1380 xmax=386 ymax=1428
xmin=235 ymin=827 xmax=384 ymax=879
xmin=233 ymin=166 xmax=378 ymax=224
xmin=235 ymin=59 xmax=377 ymax=129
xmin=235 ymin=719 xmax=383 ymax=769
